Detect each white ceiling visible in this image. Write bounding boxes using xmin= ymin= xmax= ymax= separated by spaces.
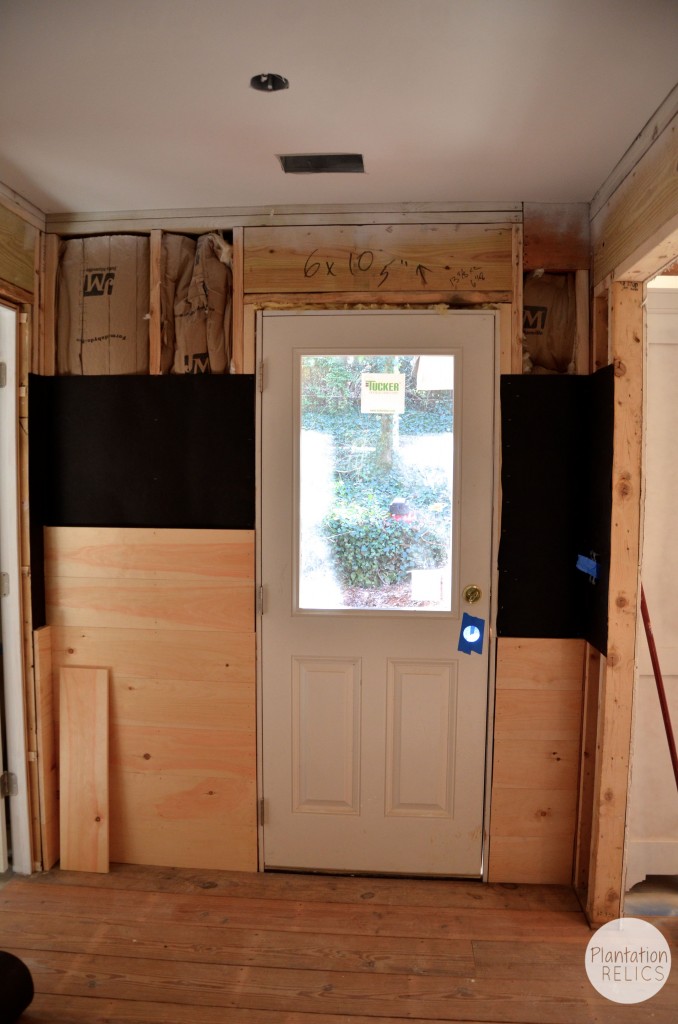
xmin=1 ymin=0 xmax=677 ymax=216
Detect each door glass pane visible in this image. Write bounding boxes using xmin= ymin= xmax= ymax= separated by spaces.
xmin=299 ymin=353 xmax=455 ymax=611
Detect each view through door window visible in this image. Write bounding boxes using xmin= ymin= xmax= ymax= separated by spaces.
xmin=298 ymin=353 xmax=455 ymax=611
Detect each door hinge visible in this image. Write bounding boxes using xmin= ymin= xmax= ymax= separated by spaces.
xmin=0 ymin=772 xmax=18 ymax=798
xmin=257 ymin=361 xmax=265 ymax=392
xmin=259 ymin=796 xmax=267 ymax=824
xmin=0 ymin=363 xmax=6 ymax=388
xmin=0 ymin=573 xmax=9 ymax=597
xmin=257 ymin=584 xmax=265 ymax=616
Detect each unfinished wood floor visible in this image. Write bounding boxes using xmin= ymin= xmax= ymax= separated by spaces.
xmin=0 ymin=864 xmax=676 ymax=1023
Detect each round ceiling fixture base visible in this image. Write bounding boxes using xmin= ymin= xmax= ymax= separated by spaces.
xmin=250 ymin=73 xmax=289 ymax=92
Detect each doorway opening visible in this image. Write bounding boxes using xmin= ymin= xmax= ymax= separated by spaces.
xmin=258 ymin=309 xmax=497 ymax=878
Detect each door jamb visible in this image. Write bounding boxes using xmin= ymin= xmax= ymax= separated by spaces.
xmin=255 ymin=303 xmax=506 ymax=877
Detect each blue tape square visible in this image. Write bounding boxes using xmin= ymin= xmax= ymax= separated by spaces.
xmin=576 ymin=554 xmax=600 ymax=580
xmin=458 ymin=613 xmax=485 ymax=655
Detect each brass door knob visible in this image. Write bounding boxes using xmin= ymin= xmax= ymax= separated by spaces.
xmin=463 ymin=584 xmax=482 ymax=605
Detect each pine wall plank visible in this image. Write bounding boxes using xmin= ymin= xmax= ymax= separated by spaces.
xmin=0 ymin=202 xmax=37 ymax=293
xmin=59 ymin=666 xmax=109 ymax=872
xmin=488 ymin=637 xmax=585 ymax=884
xmin=43 ymin=527 xmax=257 ymax=872
xmin=33 ymin=626 xmax=59 ymax=870
xmin=244 ymin=224 xmax=513 ymax=294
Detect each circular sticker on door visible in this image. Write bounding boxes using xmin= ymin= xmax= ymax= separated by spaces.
xmin=585 ymin=917 xmax=671 ymax=1004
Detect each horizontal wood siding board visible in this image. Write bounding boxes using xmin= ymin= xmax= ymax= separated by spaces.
xmin=495 ymin=638 xmax=586 ymax=690
xmin=489 ymin=788 xmax=578 ymax=839
xmin=244 ymin=225 xmax=513 ymax=293
xmin=488 ymin=837 xmax=574 ymax=885
xmin=108 ymin=815 xmax=257 ymax=871
xmin=51 ymin=626 xmax=254 ymax=684
xmin=492 ymin=738 xmax=580 ymax=791
xmin=0 ymin=202 xmax=37 ymax=293
xmin=110 ymin=676 xmax=254 ymax=729
xmin=109 ymin=723 xmax=255 ymax=777
xmin=45 ymin=577 xmax=253 ymax=633
xmin=44 ymin=527 xmax=254 ymax=581
xmin=494 ymin=690 xmax=583 ymax=740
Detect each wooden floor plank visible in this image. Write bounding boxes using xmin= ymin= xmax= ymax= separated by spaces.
xmin=3 ymin=866 xmax=675 ymax=1024
xmin=21 ymin=994 xmax=518 ymax=1024
xmin=26 ymin=861 xmax=582 ymax=912
xmin=0 ymin=909 xmax=474 ymax=975
xmin=11 ymin=948 xmax=600 ymax=1023
xmin=1 ymin=879 xmax=590 ymax=942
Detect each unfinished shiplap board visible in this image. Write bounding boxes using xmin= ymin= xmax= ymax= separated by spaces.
xmin=0 ymin=201 xmax=37 ymax=294
xmin=44 ymin=526 xmax=254 ymax=580
xmin=46 ymin=578 xmax=252 ymax=633
xmin=44 ymin=527 xmax=257 ymax=872
xmin=488 ymin=637 xmax=585 ymax=885
xmin=51 ymin=626 xmax=253 ymax=685
xmin=244 ymin=224 xmax=513 ymax=294
xmin=59 ymin=666 xmax=109 ymax=872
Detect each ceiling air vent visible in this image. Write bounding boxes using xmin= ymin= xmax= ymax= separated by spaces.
xmin=278 ymin=154 xmax=365 ymax=174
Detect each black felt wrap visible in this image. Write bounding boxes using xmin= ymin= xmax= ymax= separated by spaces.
xmin=497 ymin=366 xmax=614 ymax=654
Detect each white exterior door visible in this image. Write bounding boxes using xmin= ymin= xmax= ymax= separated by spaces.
xmin=259 ymin=309 xmax=496 ymax=876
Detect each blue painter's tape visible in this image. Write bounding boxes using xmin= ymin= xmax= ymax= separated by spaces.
xmin=576 ymin=554 xmax=600 ymax=580
xmin=458 ymin=613 xmax=485 ymax=655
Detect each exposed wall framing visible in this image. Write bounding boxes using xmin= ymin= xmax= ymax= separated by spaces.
xmin=5 ymin=197 xmax=607 ymax=889
xmin=585 ymin=283 xmax=644 ymax=923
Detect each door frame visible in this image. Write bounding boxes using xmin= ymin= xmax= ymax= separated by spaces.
xmin=0 ymin=300 xmax=31 ymax=875
xmin=254 ymin=304 xmax=504 ymax=878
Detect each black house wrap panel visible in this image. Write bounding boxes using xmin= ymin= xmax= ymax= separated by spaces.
xmin=29 ymin=374 xmax=255 ymax=625
xmin=497 ymin=366 xmax=614 ymax=654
